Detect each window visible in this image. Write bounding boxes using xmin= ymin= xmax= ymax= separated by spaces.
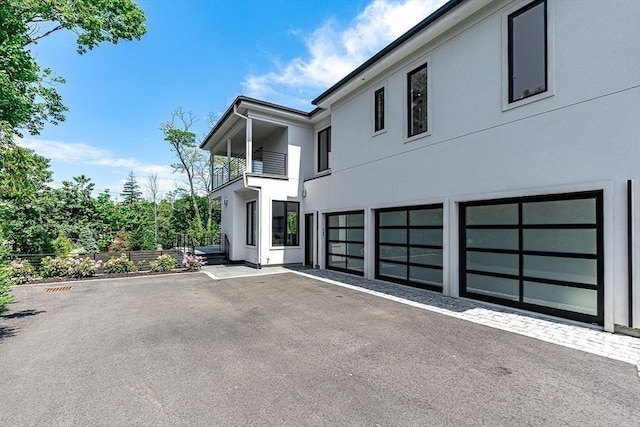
xmin=374 ymin=87 xmax=385 ymax=132
xmin=272 ymin=201 xmax=299 ymax=246
xmin=326 ymin=211 xmax=365 ymax=275
xmin=318 ymin=127 xmax=331 ymax=172
xmin=407 ymin=64 xmax=427 ymax=137
xmin=246 ymin=201 xmax=256 ymax=246
xmin=508 ymin=0 xmax=547 ymax=103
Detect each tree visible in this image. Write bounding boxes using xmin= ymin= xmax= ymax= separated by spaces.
xmin=120 ymin=171 xmax=142 ymax=205
xmin=146 ymin=172 xmax=160 ymax=245
xmin=0 ymin=0 xmax=146 ymax=136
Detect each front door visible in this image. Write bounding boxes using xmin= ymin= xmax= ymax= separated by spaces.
xmin=305 ymin=213 xmax=314 ymax=267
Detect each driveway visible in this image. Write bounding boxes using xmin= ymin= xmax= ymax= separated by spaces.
xmin=1 ymin=272 xmax=639 ymax=426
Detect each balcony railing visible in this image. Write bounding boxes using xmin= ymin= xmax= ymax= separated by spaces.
xmin=212 ymin=149 xmax=287 ymax=190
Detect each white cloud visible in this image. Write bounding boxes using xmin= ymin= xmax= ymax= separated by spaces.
xmin=243 ymin=0 xmax=448 ymax=109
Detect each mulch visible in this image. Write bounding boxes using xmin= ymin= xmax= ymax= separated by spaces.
xmin=22 ymin=269 xmax=197 ymax=285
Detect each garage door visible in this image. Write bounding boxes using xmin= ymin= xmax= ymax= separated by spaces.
xmin=460 ymin=191 xmax=603 ymax=325
xmin=326 ymin=211 xmax=365 ymax=275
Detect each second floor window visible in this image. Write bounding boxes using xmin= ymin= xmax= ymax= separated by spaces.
xmin=407 ymin=64 xmax=427 ymax=137
xmin=318 ymin=127 xmax=331 ymax=172
xmin=374 ymin=87 xmax=385 ymax=132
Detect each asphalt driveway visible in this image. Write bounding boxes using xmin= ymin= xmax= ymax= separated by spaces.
xmin=1 ymin=272 xmax=639 ymax=426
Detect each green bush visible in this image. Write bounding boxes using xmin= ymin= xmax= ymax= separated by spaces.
xmin=52 ymin=233 xmax=73 ymax=258
xmin=0 ymin=262 xmax=14 ymax=313
xmin=67 ymin=257 xmax=102 ymax=278
xmin=103 ymin=253 xmax=137 ymax=274
xmin=6 ymin=259 xmax=35 ymax=285
xmin=40 ymin=257 xmax=71 ymax=278
xmin=149 ymin=254 xmax=177 ymax=272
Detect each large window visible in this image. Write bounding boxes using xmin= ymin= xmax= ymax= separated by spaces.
xmin=374 ymin=87 xmax=385 ymax=132
xmin=272 ymin=201 xmax=299 ymax=246
xmin=376 ymin=205 xmax=443 ymax=292
xmin=326 ymin=211 xmax=365 ymax=275
xmin=508 ymin=0 xmax=547 ymax=103
xmin=318 ymin=127 xmax=331 ymax=172
xmin=246 ymin=201 xmax=256 ymax=246
xmin=460 ymin=191 xmax=604 ymax=325
xmin=407 ymin=64 xmax=428 ymax=137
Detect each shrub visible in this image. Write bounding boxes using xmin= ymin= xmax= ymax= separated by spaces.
xmin=149 ymin=254 xmax=177 ymax=272
xmin=6 ymin=259 xmax=35 ymax=285
xmin=182 ymin=254 xmax=205 ymax=272
xmin=67 ymin=257 xmax=102 ymax=278
xmin=108 ymin=229 xmax=130 ymax=252
xmin=103 ymin=253 xmax=137 ymax=274
xmin=52 ymin=233 xmax=73 ymax=258
xmin=0 ymin=262 xmax=13 ymax=313
xmin=41 ymin=257 xmax=71 ymax=278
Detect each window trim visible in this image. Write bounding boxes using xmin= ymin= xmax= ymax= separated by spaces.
xmin=246 ymin=200 xmax=256 ymax=247
xmin=271 ymin=200 xmax=300 ymax=247
xmin=317 ymin=126 xmax=331 ymax=173
xmin=404 ymin=58 xmax=432 ymax=143
xmin=373 ymin=85 xmax=386 ymax=135
xmin=502 ymin=0 xmax=555 ymax=110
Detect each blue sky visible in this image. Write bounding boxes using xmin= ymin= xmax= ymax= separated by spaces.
xmin=16 ymin=0 xmax=445 ymax=198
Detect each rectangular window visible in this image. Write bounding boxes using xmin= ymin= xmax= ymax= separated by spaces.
xmin=272 ymin=201 xmax=299 ymax=246
xmin=508 ymin=0 xmax=547 ymax=103
xmin=318 ymin=127 xmax=331 ymax=172
xmin=407 ymin=64 xmax=427 ymax=137
xmin=246 ymin=201 xmax=256 ymax=246
xmin=374 ymin=87 xmax=385 ymax=132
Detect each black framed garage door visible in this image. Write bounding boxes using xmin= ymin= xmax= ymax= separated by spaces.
xmin=375 ymin=204 xmax=443 ymax=292
xmin=460 ymin=191 xmax=604 ymax=325
xmin=326 ymin=211 xmax=365 ymax=275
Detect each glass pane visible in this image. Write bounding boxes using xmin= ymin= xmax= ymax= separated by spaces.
xmin=375 ymin=88 xmax=384 ymax=131
xmin=409 ymin=208 xmax=442 ymax=226
xmin=523 ymin=282 xmax=597 ymax=316
xmin=347 ymin=257 xmax=365 ymax=273
xmin=328 ymin=214 xmax=346 ymax=228
xmin=522 ymin=198 xmax=596 ymax=225
xmin=328 ymin=242 xmax=346 ymax=256
xmin=409 ymin=266 xmax=442 ymax=286
xmin=523 ymin=229 xmax=596 ymax=254
xmin=286 ymin=203 xmax=299 ymax=246
xmin=328 ymin=229 xmax=346 ymax=241
xmin=466 ymin=274 xmax=519 ymax=301
xmin=466 ymin=251 xmax=519 ymax=276
xmin=272 ymin=201 xmax=285 ymax=245
xmin=379 ymin=262 xmax=407 ymax=280
xmin=523 ymin=255 xmax=597 ymax=285
xmin=347 ymin=243 xmax=364 ymax=257
xmin=379 ymin=245 xmax=406 ymax=262
xmin=379 ymin=228 xmax=406 ymax=244
xmin=466 ymin=229 xmax=518 ymax=250
xmin=466 ymin=204 xmax=518 ymax=225
xmin=328 ymin=255 xmax=346 ymax=270
xmin=409 ymin=248 xmax=442 ymax=267
xmin=379 ymin=211 xmax=406 ymax=226
xmin=347 ymin=228 xmax=364 ymax=242
xmin=510 ymin=0 xmax=546 ymax=101
xmin=409 ymin=229 xmax=442 ymax=246
xmin=408 ymin=64 xmax=427 ymax=136
xmin=347 ymin=213 xmax=364 ymax=227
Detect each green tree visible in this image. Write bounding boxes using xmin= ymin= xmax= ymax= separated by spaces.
xmin=52 ymin=232 xmax=73 ymax=258
xmin=120 ymin=171 xmax=142 ymax=205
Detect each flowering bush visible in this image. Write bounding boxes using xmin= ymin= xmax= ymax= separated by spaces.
xmin=40 ymin=257 xmax=71 ymax=278
xmin=6 ymin=259 xmax=35 ymax=285
xmin=149 ymin=254 xmax=177 ymax=272
xmin=67 ymin=257 xmax=102 ymax=278
xmin=103 ymin=254 xmax=137 ymax=274
xmin=182 ymin=254 xmax=205 ymax=271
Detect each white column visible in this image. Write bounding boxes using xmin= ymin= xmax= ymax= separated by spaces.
xmin=246 ymin=118 xmax=253 ymax=173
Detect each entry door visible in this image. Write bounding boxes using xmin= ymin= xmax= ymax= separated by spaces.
xmin=305 ymin=213 xmax=314 ymax=267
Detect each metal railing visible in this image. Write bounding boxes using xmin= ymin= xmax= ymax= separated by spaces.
xmin=212 ymin=149 xmax=287 ymax=190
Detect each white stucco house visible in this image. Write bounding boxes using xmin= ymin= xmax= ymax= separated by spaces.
xmin=200 ymin=0 xmax=640 ymax=333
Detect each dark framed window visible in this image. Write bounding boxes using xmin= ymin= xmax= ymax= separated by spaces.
xmin=326 ymin=211 xmax=365 ymax=276
xmin=460 ymin=191 xmax=604 ymax=325
xmin=375 ymin=204 xmax=443 ymax=292
xmin=272 ymin=201 xmax=299 ymax=246
xmin=407 ymin=63 xmax=427 ymax=137
xmin=508 ymin=0 xmax=547 ymax=102
xmin=246 ymin=201 xmax=256 ymax=246
xmin=374 ymin=87 xmax=385 ymax=132
xmin=318 ymin=127 xmax=331 ymax=172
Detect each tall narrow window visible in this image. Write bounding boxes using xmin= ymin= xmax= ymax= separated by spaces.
xmin=374 ymin=87 xmax=385 ymax=132
xmin=318 ymin=127 xmax=331 ymax=172
xmin=407 ymin=64 xmax=427 ymax=137
xmin=508 ymin=0 xmax=547 ymax=102
xmin=246 ymin=201 xmax=256 ymax=246
xmin=272 ymin=201 xmax=299 ymax=246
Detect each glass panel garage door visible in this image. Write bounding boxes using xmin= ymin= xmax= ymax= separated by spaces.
xmin=376 ymin=204 xmax=443 ymax=292
xmin=326 ymin=211 xmax=365 ymax=275
xmin=460 ymin=191 xmax=604 ymax=325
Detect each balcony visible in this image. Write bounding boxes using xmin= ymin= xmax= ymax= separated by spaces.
xmin=212 ymin=149 xmax=287 ymax=190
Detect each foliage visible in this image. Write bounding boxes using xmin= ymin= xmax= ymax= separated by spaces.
xmin=149 ymin=254 xmax=177 ymax=272
xmin=76 ymin=227 xmax=99 ymax=254
xmin=0 ymin=261 xmax=13 ymax=313
xmin=182 ymin=254 xmax=205 ymax=272
xmin=67 ymin=257 xmax=101 ymax=278
xmin=52 ymin=233 xmax=73 ymax=258
xmin=121 ymin=171 xmax=142 ymax=205
xmin=40 ymin=256 xmax=71 ymax=278
xmin=6 ymin=259 xmax=34 ymax=285
xmin=108 ymin=229 xmax=131 ymax=252
xmin=103 ymin=253 xmax=137 ymax=274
